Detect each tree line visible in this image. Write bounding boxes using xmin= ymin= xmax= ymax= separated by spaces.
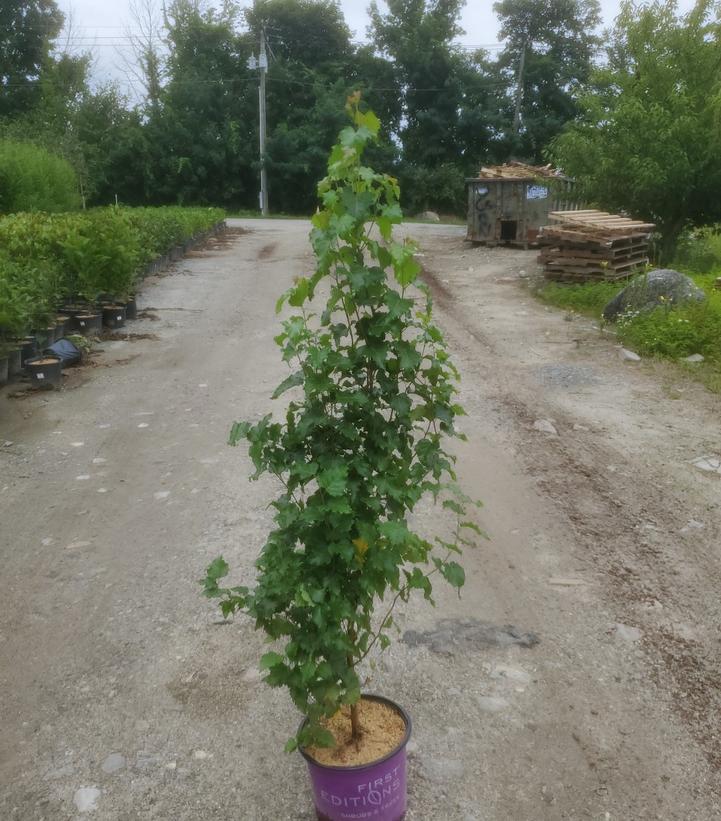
xmin=1 ymin=0 xmax=720 ymax=249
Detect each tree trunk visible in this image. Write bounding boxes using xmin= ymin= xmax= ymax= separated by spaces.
xmin=350 ymin=701 xmax=362 ymax=744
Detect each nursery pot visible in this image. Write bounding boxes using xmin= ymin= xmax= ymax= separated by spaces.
xmin=26 ymin=355 xmax=62 ymax=389
xmin=63 ymin=302 xmax=93 ymax=319
xmin=299 ymin=695 xmax=411 ymax=821
xmin=0 ymin=356 xmax=8 ymax=387
xmin=18 ymin=337 xmax=38 ymax=364
xmin=7 ymin=347 xmax=23 ymax=378
xmin=124 ymin=296 xmax=137 ymax=320
xmin=102 ymin=305 xmax=127 ymax=329
xmin=55 ymin=315 xmax=69 ymax=337
xmin=74 ymin=313 xmax=102 ymax=336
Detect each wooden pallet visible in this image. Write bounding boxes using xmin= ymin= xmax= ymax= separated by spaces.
xmin=539 ymin=247 xmax=649 ymax=263
xmin=548 ymin=210 xmax=655 ymax=233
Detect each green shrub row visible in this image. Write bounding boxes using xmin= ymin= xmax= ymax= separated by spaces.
xmin=0 ymin=206 xmax=224 ymax=348
xmin=0 ymin=141 xmax=80 ymax=214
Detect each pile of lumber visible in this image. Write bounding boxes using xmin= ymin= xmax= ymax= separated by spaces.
xmin=538 ymin=210 xmax=655 ymax=282
xmin=477 ymin=161 xmax=562 ymax=180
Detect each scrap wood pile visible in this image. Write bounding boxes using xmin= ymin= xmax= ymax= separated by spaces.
xmin=538 ymin=210 xmax=655 ymax=282
xmin=476 ymin=160 xmax=563 ymax=180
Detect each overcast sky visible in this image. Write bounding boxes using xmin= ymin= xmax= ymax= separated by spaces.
xmin=57 ymin=0 xmax=698 ymax=92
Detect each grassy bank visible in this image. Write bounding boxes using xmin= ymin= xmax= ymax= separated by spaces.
xmin=535 ymin=266 xmax=721 ymax=393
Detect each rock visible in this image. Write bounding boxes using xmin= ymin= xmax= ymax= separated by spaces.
xmin=690 ymin=455 xmax=721 ymax=476
xmin=533 ymin=419 xmax=558 ymax=435
xmin=603 ymin=268 xmax=706 ymax=321
xmin=618 ymin=347 xmax=641 ymax=362
xmin=680 ymin=519 xmax=705 ymax=534
xmin=135 ymin=751 xmax=159 ymax=771
xmin=418 ymin=210 xmax=440 ymax=223
xmin=73 ymin=786 xmax=101 ymax=813
xmin=684 ymin=353 xmax=704 ymax=363
xmin=489 ymin=664 xmax=532 ymax=685
xmin=101 ymin=753 xmax=126 ymax=774
xmin=476 ymin=695 xmax=510 ymax=713
xmin=613 ymin=623 xmax=642 ymax=642
xmin=193 ymin=749 xmax=212 ymax=760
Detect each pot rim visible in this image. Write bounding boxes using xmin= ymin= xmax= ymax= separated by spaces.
xmin=27 ymin=354 xmax=62 ymax=366
xmin=298 ymin=693 xmax=412 ymax=773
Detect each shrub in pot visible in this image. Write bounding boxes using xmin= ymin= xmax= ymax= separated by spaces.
xmin=209 ymin=96 xmax=482 ymax=819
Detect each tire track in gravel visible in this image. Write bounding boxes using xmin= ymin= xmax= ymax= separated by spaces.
xmin=421 ymin=258 xmax=721 ymax=780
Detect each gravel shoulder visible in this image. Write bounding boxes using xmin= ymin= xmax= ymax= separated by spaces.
xmin=1 ymin=220 xmax=719 ymax=820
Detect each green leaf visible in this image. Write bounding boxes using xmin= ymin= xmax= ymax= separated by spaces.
xmin=441 ymin=561 xmax=465 ymax=589
xmin=442 ymin=499 xmax=465 ymax=515
xmin=460 ymin=520 xmax=484 ymax=535
xmin=340 ymin=188 xmax=374 ymax=220
xmin=259 ymin=652 xmax=285 ymax=670
xmin=284 ymin=737 xmax=298 ymax=753
xmin=202 ymin=556 xmax=230 ymax=597
xmin=318 ymin=464 xmax=348 ymax=496
xmin=271 ymin=371 xmax=304 ymax=400
xmin=288 ymin=277 xmax=311 ymax=307
xmin=390 ymin=393 xmax=411 ymax=416
xmin=228 ymin=421 xmax=250 ymax=446
xmin=357 ymin=109 xmax=381 ymax=136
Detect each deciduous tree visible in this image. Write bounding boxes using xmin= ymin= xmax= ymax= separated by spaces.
xmin=551 ymin=0 xmax=721 ymax=258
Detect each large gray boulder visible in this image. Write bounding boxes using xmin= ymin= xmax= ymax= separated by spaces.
xmin=603 ymin=268 xmax=706 ymax=322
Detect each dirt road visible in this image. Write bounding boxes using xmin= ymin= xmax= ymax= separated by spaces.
xmin=1 ymin=220 xmax=720 ymax=820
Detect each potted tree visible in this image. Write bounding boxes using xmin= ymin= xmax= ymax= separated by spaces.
xmin=203 ymin=95 xmax=483 ymax=821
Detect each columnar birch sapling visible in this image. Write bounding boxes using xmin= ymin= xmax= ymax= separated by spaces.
xmin=203 ymin=94 xmax=483 ymax=751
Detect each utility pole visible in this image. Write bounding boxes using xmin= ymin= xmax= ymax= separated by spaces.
xmin=512 ymin=40 xmax=526 ymax=136
xmin=247 ymin=30 xmax=269 ymax=216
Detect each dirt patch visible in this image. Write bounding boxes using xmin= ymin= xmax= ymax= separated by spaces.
xmin=211 ymin=226 xmax=249 ymax=249
xmin=102 ymin=331 xmax=160 ymax=342
xmin=137 ymin=309 xmax=160 ymax=321
xmin=166 ymin=659 xmax=252 ymax=719
xmin=304 ymin=698 xmax=407 ymax=767
xmin=257 ymin=242 xmax=278 ymax=260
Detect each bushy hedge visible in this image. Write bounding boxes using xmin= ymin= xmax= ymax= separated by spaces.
xmin=0 ymin=206 xmax=224 ymax=344
xmin=0 ymin=141 xmax=80 ymax=214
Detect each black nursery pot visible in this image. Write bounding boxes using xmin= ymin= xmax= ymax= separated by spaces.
xmin=74 ymin=313 xmax=103 ymax=336
xmin=17 ymin=337 xmax=37 ymax=365
xmin=26 ymin=355 xmax=62 ymax=389
xmin=55 ymin=315 xmax=69 ymax=337
xmin=102 ymin=305 xmax=127 ymax=329
xmin=124 ymin=297 xmax=137 ymax=320
xmin=0 ymin=356 xmax=8 ymax=387
xmin=7 ymin=347 xmax=23 ymax=378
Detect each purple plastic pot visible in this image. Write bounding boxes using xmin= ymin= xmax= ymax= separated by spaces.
xmin=300 ymin=695 xmax=411 ymax=821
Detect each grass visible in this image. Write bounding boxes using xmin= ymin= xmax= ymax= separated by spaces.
xmin=534 ymin=268 xmax=721 ymax=393
xmin=536 ymin=280 xmax=622 ymax=316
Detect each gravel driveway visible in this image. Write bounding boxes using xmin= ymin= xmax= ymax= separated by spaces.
xmin=1 ymin=219 xmax=719 ymax=819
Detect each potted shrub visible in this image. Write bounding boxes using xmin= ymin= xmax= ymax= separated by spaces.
xmin=203 ymin=95 xmax=483 ymax=820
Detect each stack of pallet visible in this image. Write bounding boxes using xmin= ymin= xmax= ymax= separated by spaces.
xmin=538 ymin=210 xmax=655 ymax=282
